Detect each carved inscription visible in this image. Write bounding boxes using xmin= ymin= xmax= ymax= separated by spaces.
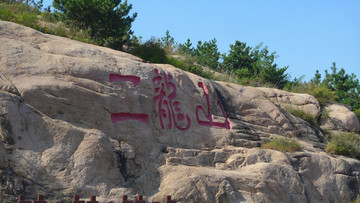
xmin=109 ymin=73 xmax=149 ymax=123
xmin=109 ymin=70 xmax=232 ymax=131
xmin=152 ymin=69 xmax=191 ymax=130
xmin=196 ymin=82 xmax=232 ymax=130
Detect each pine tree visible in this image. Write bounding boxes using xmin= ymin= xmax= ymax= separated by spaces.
xmin=53 ymin=0 xmax=137 ymax=49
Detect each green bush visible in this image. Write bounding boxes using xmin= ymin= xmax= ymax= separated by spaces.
xmin=310 ymin=85 xmax=338 ymax=107
xmin=0 ymin=2 xmax=41 ymax=30
xmin=39 ymin=11 xmax=60 ymax=23
xmin=285 ymin=105 xmax=317 ymax=126
xmin=132 ymin=38 xmax=167 ymax=63
xmin=16 ymin=12 xmax=37 ymax=27
xmin=0 ymin=2 xmax=39 ymax=13
xmin=326 ymin=132 xmax=360 ymax=159
xmin=286 ymin=82 xmax=338 ymax=107
xmin=289 ymin=65 xmax=360 ymax=111
xmin=262 ymin=137 xmax=301 ymax=152
xmin=0 ymin=6 xmax=15 ymax=21
xmin=166 ymin=56 xmax=214 ymax=79
xmin=0 ymin=2 xmax=95 ymax=44
xmin=132 ymin=39 xmax=214 ymax=79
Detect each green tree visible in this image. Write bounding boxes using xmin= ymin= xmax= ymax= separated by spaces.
xmin=310 ymin=70 xmax=322 ymax=85
xmin=193 ymin=38 xmax=220 ymax=69
xmin=259 ymin=63 xmax=289 ymax=88
xmin=253 ymin=44 xmax=289 ymax=88
xmin=178 ymin=38 xmax=193 ymax=55
xmin=322 ymin=62 xmax=360 ymax=109
xmin=222 ymin=41 xmax=289 ymax=88
xmin=53 ymin=0 xmax=137 ymax=49
xmin=222 ymin=41 xmax=254 ymax=74
xmin=283 ymin=75 xmax=304 ymax=91
xmin=160 ymin=30 xmax=175 ymax=54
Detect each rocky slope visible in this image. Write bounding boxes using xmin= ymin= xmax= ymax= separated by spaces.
xmin=0 ymin=21 xmax=359 ymax=202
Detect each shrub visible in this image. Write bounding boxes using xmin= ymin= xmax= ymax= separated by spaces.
xmin=262 ymin=137 xmax=301 ymax=152
xmin=309 ymin=85 xmax=338 ymax=107
xmin=285 ymin=105 xmax=317 ymax=126
xmin=132 ymin=38 xmax=167 ymax=63
xmin=326 ymin=132 xmax=360 ymax=159
xmin=0 ymin=2 xmax=40 ymax=29
xmin=16 ymin=12 xmax=37 ymax=27
xmin=0 ymin=6 xmax=15 ymax=21
xmin=39 ymin=11 xmax=60 ymax=23
xmin=0 ymin=2 xmax=95 ymax=45
xmin=165 ymin=56 xmax=214 ymax=79
xmin=132 ymin=39 xmax=214 ymax=79
xmin=287 ymin=82 xmax=338 ymax=107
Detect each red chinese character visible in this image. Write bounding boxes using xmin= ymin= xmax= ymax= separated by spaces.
xmin=152 ymin=69 xmax=191 ymax=130
xmin=109 ymin=73 xmax=149 ymax=124
xmin=196 ymin=82 xmax=232 ymax=130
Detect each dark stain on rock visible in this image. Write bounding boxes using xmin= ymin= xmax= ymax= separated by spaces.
xmin=115 ymin=150 xmax=128 ymax=181
xmin=0 ymin=115 xmax=14 ymax=145
xmin=211 ymin=81 xmax=234 ymax=114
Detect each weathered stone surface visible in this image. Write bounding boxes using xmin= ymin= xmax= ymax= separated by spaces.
xmin=320 ymin=103 xmax=360 ymax=132
xmin=151 ymin=147 xmax=360 ymax=203
xmin=258 ymin=87 xmax=321 ymax=118
xmin=0 ymin=21 xmax=359 ymax=202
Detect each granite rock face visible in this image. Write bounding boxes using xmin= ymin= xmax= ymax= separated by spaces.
xmin=320 ymin=103 xmax=360 ymax=132
xmin=154 ymin=148 xmax=360 ymax=203
xmin=0 ymin=21 xmax=359 ymax=202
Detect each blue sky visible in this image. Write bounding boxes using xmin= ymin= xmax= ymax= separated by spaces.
xmin=43 ymin=0 xmax=360 ymax=82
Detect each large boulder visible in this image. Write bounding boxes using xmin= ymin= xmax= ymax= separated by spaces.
xmin=0 ymin=21 xmax=359 ymax=202
xmin=320 ymin=103 xmax=360 ymax=132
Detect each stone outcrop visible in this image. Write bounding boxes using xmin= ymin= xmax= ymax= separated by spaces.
xmin=153 ymin=147 xmax=360 ymax=203
xmin=320 ymin=103 xmax=360 ymax=132
xmin=0 ymin=21 xmax=359 ymax=202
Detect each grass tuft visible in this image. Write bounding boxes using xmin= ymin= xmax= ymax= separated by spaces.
xmin=285 ymin=105 xmax=317 ymax=126
xmin=262 ymin=137 xmax=302 ymax=152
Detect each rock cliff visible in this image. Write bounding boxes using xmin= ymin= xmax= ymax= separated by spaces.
xmin=0 ymin=21 xmax=359 ymax=202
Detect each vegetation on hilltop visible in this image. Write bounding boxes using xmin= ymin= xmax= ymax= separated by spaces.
xmin=53 ymin=0 xmax=137 ymax=49
xmin=221 ymin=41 xmax=289 ymax=88
xmin=0 ymin=0 xmax=97 ymax=43
xmin=285 ymin=62 xmax=360 ymax=119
